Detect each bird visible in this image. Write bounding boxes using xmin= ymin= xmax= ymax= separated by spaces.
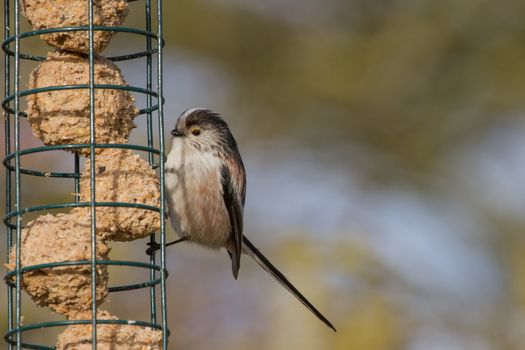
xmin=147 ymin=107 xmax=336 ymax=332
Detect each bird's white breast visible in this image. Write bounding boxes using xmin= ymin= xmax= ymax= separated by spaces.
xmin=165 ymin=138 xmax=232 ymax=248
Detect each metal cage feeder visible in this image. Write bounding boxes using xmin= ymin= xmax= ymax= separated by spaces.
xmin=3 ymin=0 xmax=169 ymax=348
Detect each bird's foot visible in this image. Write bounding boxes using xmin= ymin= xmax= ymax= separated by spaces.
xmin=146 ymin=237 xmax=189 ymax=255
xmin=146 ymin=241 xmax=161 ymax=255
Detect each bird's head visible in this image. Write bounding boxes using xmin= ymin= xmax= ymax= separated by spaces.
xmin=171 ymin=108 xmax=238 ymax=155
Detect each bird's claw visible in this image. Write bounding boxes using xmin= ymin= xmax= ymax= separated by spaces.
xmin=146 ymin=241 xmax=161 ymax=256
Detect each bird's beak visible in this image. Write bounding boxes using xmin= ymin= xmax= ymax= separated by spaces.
xmin=171 ymin=129 xmax=183 ymax=137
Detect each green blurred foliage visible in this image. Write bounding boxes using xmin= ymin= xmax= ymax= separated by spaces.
xmin=168 ymin=0 xmax=525 ymax=174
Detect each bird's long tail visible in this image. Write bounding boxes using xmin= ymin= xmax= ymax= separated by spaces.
xmin=242 ymin=236 xmax=336 ymax=332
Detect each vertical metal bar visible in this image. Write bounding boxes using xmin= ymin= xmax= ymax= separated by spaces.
xmin=74 ymin=153 xmax=80 ymax=200
xmin=146 ymin=0 xmax=154 ymax=166
xmin=87 ymin=0 xmax=98 ymax=348
xmin=4 ymin=0 xmax=13 ymax=348
xmin=13 ymin=0 xmax=22 ymax=348
xmin=156 ymin=0 xmax=168 ymax=348
xmin=146 ymin=0 xmax=158 ymax=325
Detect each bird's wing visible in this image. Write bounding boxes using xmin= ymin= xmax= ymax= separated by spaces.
xmin=221 ymin=160 xmax=245 ymax=279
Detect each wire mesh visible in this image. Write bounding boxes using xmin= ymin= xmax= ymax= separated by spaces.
xmin=2 ymin=0 xmax=169 ymax=348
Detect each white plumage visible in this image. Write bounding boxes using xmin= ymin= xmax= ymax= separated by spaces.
xmin=165 ymin=135 xmax=232 ymax=248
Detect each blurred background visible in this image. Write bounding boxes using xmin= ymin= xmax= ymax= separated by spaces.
xmin=2 ymin=0 xmax=525 ymax=348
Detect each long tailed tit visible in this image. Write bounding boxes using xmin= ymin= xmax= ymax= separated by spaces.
xmin=148 ymin=108 xmax=336 ymax=332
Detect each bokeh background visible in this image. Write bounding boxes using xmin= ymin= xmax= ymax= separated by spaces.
xmin=2 ymin=0 xmax=525 ymax=349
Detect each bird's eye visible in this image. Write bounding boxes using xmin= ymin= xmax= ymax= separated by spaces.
xmin=191 ymin=129 xmax=201 ymax=136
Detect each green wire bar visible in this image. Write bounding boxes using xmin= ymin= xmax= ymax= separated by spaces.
xmin=2 ymin=0 xmax=169 ymax=348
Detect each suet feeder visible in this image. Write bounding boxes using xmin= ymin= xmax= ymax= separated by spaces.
xmin=26 ymin=50 xmax=139 ymax=156
xmin=7 ymin=213 xmax=110 ymax=318
xmin=3 ymin=0 xmax=169 ymax=348
xmin=57 ymin=310 xmax=162 ymax=349
xmin=74 ymin=148 xmax=161 ymax=241
xmin=21 ymin=0 xmax=129 ymax=53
